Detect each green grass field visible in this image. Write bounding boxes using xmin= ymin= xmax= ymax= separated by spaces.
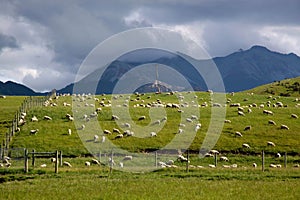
xmin=1 ymin=89 xmax=300 ymax=199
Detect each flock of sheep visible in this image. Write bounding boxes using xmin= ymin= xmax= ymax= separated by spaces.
xmin=1 ymin=91 xmax=300 ymax=170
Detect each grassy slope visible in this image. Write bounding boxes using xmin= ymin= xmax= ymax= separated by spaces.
xmin=8 ymin=91 xmax=300 ymax=156
xmin=246 ymin=76 xmax=300 ymax=97
xmin=0 ymin=96 xmax=26 ymax=139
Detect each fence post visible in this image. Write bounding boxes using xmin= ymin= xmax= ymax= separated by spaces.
xmin=59 ymin=151 xmax=63 ymax=167
xmin=262 ymin=150 xmax=265 ymax=172
xmin=55 ymin=150 xmax=58 ymax=173
xmin=24 ymin=148 xmax=28 ymax=173
xmin=186 ymin=149 xmax=190 ymax=172
xmin=155 ymin=152 xmax=158 ymax=168
xmin=110 ymin=150 xmax=113 ymax=174
xmin=32 ymin=149 xmax=35 ymax=167
xmin=284 ymin=152 xmax=287 ymax=168
xmin=214 ymin=153 xmax=218 ymax=167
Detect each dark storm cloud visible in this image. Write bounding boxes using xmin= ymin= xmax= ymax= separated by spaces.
xmin=0 ymin=33 xmax=18 ymax=51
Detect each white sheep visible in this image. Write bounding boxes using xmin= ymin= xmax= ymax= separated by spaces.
xmin=94 ymin=135 xmax=99 ymax=142
xmin=263 ymin=110 xmax=273 ymax=115
xmin=123 ymin=155 xmax=133 ymax=161
xmin=253 ymin=163 xmax=257 ymax=168
xmin=220 ymin=156 xmax=229 ymax=162
xmin=267 ymin=141 xmax=275 ymax=147
xmin=91 ymin=159 xmax=101 ymax=165
xmin=242 ymin=143 xmax=250 ymax=148
xmin=101 ymin=136 xmax=106 ymax=143
xmin=30 ymin=129 xmax=39 ymax=135
xmin=85 ymin=161 xmax=91 ymax=166
xmin=63 ymin=161 xmax=72 ymax=167
xmin=44 ymin=115 xmax=52 ymax=120
xmin=235 ymin=131 xmax=243 ymax=137
xmin=150 ymin=132 xmax=157 ymax=137
xmin=31 ymin=116 xmax=38 ymax=122
xmin=268 ymin=120 xmax=276 ymax=125
xmin=124 ymin=123 xmax=131 ymax=128
xmin=115 ymin=134 xmax=123 ymax=139
xmin=291 ymin=113 xmax=298 ymax=119
xmin=177 ymin=129 xmax=184 ymax=134
xmin=269 ymin=164 xmax=277 ymax=168
xmin=113 ymin=128 xmax=121 ymax=134
xmin=40 ymin=164 xmax=47 ymax=168
xmin=195 ymin=123 xmax=201 ymax=132
xmin=111 ymin=115 xmax=120 ymax=120
xmin=244 ymin=125 xmax=251 ymax=131
xmin=103 ymin=129 xmax=112 ymax=134
xmin=138 ymin=115 xmax=146 ymax=120
xmin=68 ymin=129 xmax=72 ymax=135
xmin=177 ymin=155 xmax=189 ymax=162
xmin=209 ymin=150 xmax=219 ymax=154
xmin=186 ymin=118 xmax=193 ymax=123
xmin=281 ymin=124 xmax=289 ymax=130
xmin=208 ymin=164 xmax=216 ymax=168
xmin=50 ymin=158 xmax=56 ymax=163
xmin=238 ymin=111 xmax=245 ymax=116
xmin=224 ymin=119 xmax=232 ymax=123
xmin=275 ymin=153 xmax=281 ymax=158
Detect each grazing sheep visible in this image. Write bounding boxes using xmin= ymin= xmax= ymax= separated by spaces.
xmin=204 ymin=153 xmax=214 ymax=157
xmin=152 ymin=120 xmax=161 ymax=125
xmin=91 ymin=159 xmax=101 ymax=165
xmin=244 ymin=125 xmax=251 ymax=131
xmin=150 ymin=132 xmax=157 ymax=137
xmin=31 ymin=116 xmax=38 ymax=122
xmin=268 ymin=120 xmax=276 ymax=125
xmin=113 ymin=128 xmax=121 ymax=134
xmin=68 ymin=129 xmax=72 ymax=135
xmin=224 ymin=119 xmax=231 ymax=123
xmin=124 ymin=123 xmax=131 ymax=128
xmin=111 ymin=115 xmax=120 ymax=120
xmin=222 ymin=165 xmax=231 ymax=168
xmin=138 ymin=115 xmax=146 ymax=121
xmin=177 ymin=155 xmax=189 ymax=162
xmin=275 ymin=153 xmax=281 ymax=158
xmin=186 ymin=118 xmax=193 ymax=123
xmin=208 ymin=164 xmax=216 ymax=168
xmin=94 ymin=135 xmax=99 ymax=142
xmin=101 ymin=136 xmax=106 ymax=143
xmin=248 ymin=108 xmax=252 ymax=113
xmin=238 ymin=107 xmax=244 ymax=111
xmin=263 ymin=110 xmax=273 ymax=115
xmin=30 ymin=129 xmax=39 ymax=135
xmin=63 ymin=161 xmax=72 ymax=167
xmin=235 ymin=131 xmax=243 ymax=137
xmin=123 ymin=155 xmax=133 ymax=161
xmin=220 ymin=156 xmax=229 ymax=162
xmin=50 ymin=158 xmax=56 ymax=163
xmin=209 ymin=150 xmax=219 ymax=154
xmin=161 ymin=116 xmax=167 ymax=122
xmin=269 ymin=164 xmax=277 ymax=168
xmin=103 ymin=129 xmax=112 ymax=134
xmin=230 ymin=103 xmax=240 ymax=107
xmin=195 ymin=123 xmax=201 ymax=132
xmin=238 ymin=111 xmax=245 ymax=116
xmin=253 ymin=163 xmax=257 ymax=168
xmin=85 ymin=161 xmax=91 ymax=166
xmin=40 ymin=164 xmax=47 ymax=168
xmin=191 ymin=115 xmax=199 ymax=120
xmin=291 ymin=113 xmax=298 ymax=119
xmin=78 ymin=124 xmax=85 ymax=130
xmin=231 ymin=164 xmax=238 ymax=168
xmin=166 ymin=160 xmax=174 ymax=165
xmin=294 ymin=164 xmax=300 ymax=168
xmin=242 ymin=143 xmax=250 ymax=148
xmin=115 ymin=134 xmax=123 ymax=139
xmin=177 ymin=129 xmax=184 ymax=134
xmin=267 ymin=141 xmax=275 ymax=147
xmin=44 ymin=115 xmax=52 ymax=120
xmin=281 ymin=124 xmax=289 ymax=130
xmin=18 ymin=118 xmax=26 ymax=126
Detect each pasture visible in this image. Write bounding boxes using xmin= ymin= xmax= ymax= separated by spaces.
xmin=0 ymin=91 xmax=300 ymax=199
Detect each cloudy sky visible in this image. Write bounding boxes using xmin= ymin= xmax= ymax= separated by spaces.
xmin=0 ymin=0 xmax=300 ymax=92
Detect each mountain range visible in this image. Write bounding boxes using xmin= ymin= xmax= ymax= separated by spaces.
xmin=1 ymin=45 xmax=300 ymax=95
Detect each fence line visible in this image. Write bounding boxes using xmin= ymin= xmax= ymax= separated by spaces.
xmin=0 ymin=89 xmax=56 ymax=160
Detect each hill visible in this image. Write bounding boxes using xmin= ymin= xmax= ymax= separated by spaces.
xmin=0 ymin=81 xmax=41 ymax=96
xmin=246 ymin=76 xmax=300 ymax=97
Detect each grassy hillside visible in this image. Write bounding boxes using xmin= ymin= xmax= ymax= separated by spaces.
xmin=8 ymin=91 xmax=300 ymax=157
xmin=247 ymin=76 xmax=300 ymax=97
xmin=0 ymin=96 xmax=26 ymax=139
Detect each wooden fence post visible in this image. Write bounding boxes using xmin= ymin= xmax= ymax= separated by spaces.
xmin=214 ymin=153 xmax=218 ymax=167
xmin=55 ymin=150 xmax=58 ymax=173
xmin=32 ymin=149 xmax=35 ymax=167
xmin=24 ymin=149 xmax=28 ymax=173
xmin=155 ymin=152 xmax=158 ymax=168
xmin=186 ymin=149 xmax=190 ymax=172
xmin=284 ymin=152 xmax=287 ymax=168
xmin=59 ymin=151 xmax=63 ymax=167
xmin=262 ymin=150 xmax=265 ymax=172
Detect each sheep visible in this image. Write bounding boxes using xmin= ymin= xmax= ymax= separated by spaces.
xmin=101 ymin=136 xmax=106 ymax=143
xmin=268 ymin=120 xmax=276 ymax=125
xmin=269 ymin=164 xmax=277 ymax=168
xmin=50 ymin=158 xmax=56 ymax=163
xmin=161 ymin=116 xmax=167 ymax=122
xmin=238 ymin=107 xmax=244 ymax=111
xmin=40 ymin=164 xmax=47 ymax=168
xmin=111 ymin=115 xmax=120 ymax=120
xmin=220 ymin=156 xmax=229 ymax=162
xmin=253 ymin=163 xmax=257 ymax=168
xmin=152 ymin=120 xmax=161 ymax=125
xmin=191 ymin=115 xmax=199 ymax=120
xmin=85 ymin=161 xmax=91 ymax=166
xmin=294 ymin=164 xmax=300 ymax=168
xmin=138 ymin=115 xmax=146 ymax=121
xmin=78 ymin=124 xmax=85 ymax=130
xmin=244 ymin=125 xmax=251 ymax=131
xmin=186 ymin=118 xmax=193 ymax=123
xmin=281 ymin=124 xmax=289 ymax=130
xmin=195 ymin=123 xmax=201 ymax=132
xmin=68 ymin=129 xmax=72 ymax=135
xmin=103 ymin=129 xmax=112 ymax=134
xmin=222 ymin=165 xmax=231 ymax=168
xmin=238 ymin=111 xmax=245 ymax=116
xmin=275 ymin=153 xmax=281 ymax=158
xmin=204 ymin=153 xmax=214 ymax=157
xmin=177 ymin=155 xmax=189 ymax=162
xmin=124 ymin=123 xmax=131 ymax=128
xmin=113 ymin=128 xmax=121 ymax=134
xmin=263 ymin=110 xmax=273 ymax=115
xmin=166 ymin=160 xmax=174 ymax=165
xmin=209 ymin=149 xmax=220 ymax=154
xmin=150 ymin=132 xmax=157 ymax=137
xmin=177 ymin=129 xmax=184 ymax=134
xmin=123 ymin=155 xmax=133 ymax=161
xmin=179 ymin=123 xmax=186 ymax=127
xmin=242 ymin=143 xmax=250 ymax=148
xmin=44 ymin=115 xmax=52 ymax=120
xmin=63 ymin=161 xmax=72 ymax=167
xmin=91 ymin=159 xmax=101 ymax=165
xmin=31 ymin=116 xmax=38 ymax=122
xmin=224 ymin=119 xmax=231 ymax=123
xmin=94 ymin=135 xmax=99 ymax=142
xmin=235 ymin=131 xmax=243 ymax=137
xmin=115 ymin=134 xmax=123 ymax=139
xmin=248 ymin=108 xmax=252 ymax=113
xmin=208 ymin=164 xmax=216 ymax=168
xmin=90 ymin=112 xmax=98 ymax=118
xmin=291 ymin=113 xmax=298 ymax=119
xmin=230 ymin=103 xmax=240 ymax=107
xmin=30 ymin=129 xmax=39 ymax=135
xmin=267 ymin=141 xmax=275 ymax=147
xmin=231 ymin=164 xmax=238 ymax=168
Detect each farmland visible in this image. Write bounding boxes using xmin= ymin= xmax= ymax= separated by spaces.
xmin=0 ymin=90 xmax=300 ymax=199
